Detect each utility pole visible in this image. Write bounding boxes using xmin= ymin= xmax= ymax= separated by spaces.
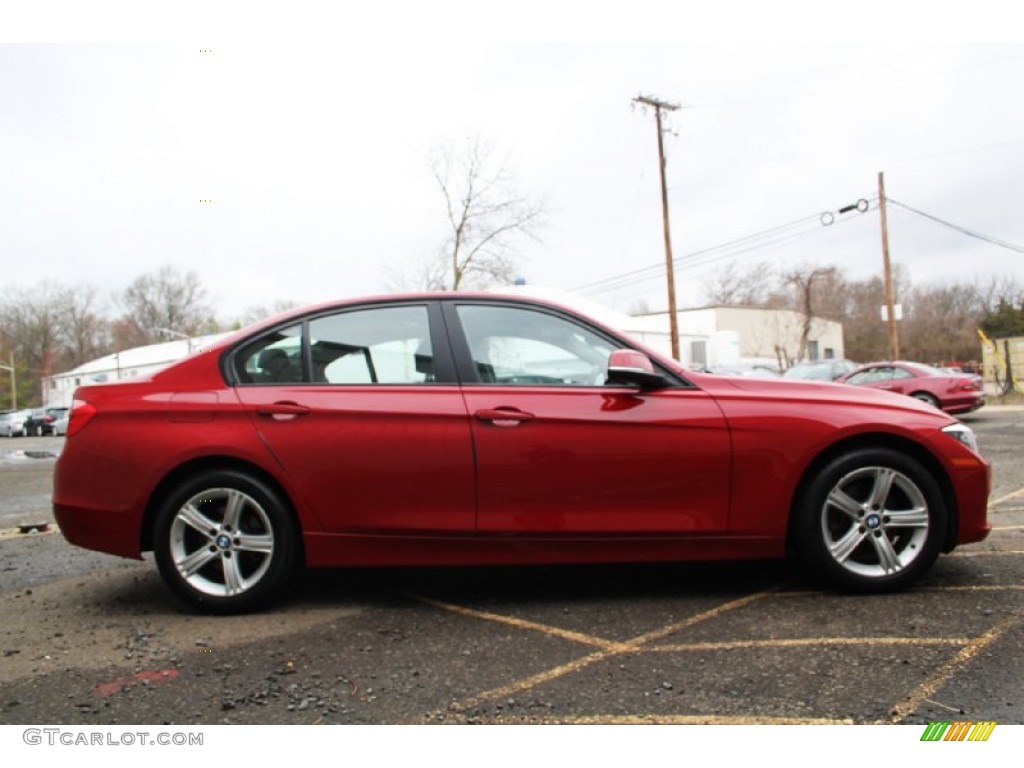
xmin=634 ymin=94 xmax=681 ymax=360
xmin=877 ymin=172 xmax=900 ymax=359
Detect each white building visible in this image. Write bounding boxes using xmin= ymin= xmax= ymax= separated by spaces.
xmin=492 ymin=286 xmax=844 ymax=370
xmin=636 ymin=305 xmax=846 ymax=370
xmin=43 ymin=333 xmax=231 ymax=408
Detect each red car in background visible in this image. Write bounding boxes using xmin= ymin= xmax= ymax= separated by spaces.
xmin=53 ymin=294 xmax=990 ymax=613
xmin=836 ymin=361 xmax=986 ymax=415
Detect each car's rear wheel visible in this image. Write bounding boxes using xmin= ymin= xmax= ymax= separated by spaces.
xmin=912 ymin=392 xmax=940 ymax=409
xmin=795 ymin=448 xmax=946 ymax=591
xmin=154 ymin=469 xmax=299 ymax=613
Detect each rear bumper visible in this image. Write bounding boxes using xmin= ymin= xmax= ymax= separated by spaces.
xmin=54 ymin=501 xmax=144 ymax=560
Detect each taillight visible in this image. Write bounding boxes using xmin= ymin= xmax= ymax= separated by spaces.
xmin=66 ymin=399 xmax=97 ymax=437
xmin=950 ymin=378 xmax=976 ymax=393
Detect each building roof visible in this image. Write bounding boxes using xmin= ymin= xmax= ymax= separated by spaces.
xmin=51 ymin=332 xmax=231 ymax=381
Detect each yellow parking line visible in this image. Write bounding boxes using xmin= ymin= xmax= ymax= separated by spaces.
xmin=990 ymin=487 xmax=1024 ymax=506
xmin=412 ymin=595 xmax=623 ymax=651
xmin=885 ymin=611 xmax=1024 ymax=723
xmin=953 ymin=550 xmax=1024 ymax=557
xmin=0 ymin=526 xmax=60 ymax=542
xmin=434 ymin=590 xmax=774 ymax=716
xmin=451 ymin=713 xmax=856 ymax=725
xmin=990 ymin=525 xmax=1024 ymax=531
xmin=648 ymin=636 xmax=969 ymax=653
xmin=918 ymin=584 xmax=1024 ymax=593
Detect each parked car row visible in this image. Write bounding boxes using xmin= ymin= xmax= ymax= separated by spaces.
xmin=0 ymin=407 xmax=69 ymax=437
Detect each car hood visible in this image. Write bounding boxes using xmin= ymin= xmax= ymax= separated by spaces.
xmin=688 ymin=370 xmax=952 ymax=420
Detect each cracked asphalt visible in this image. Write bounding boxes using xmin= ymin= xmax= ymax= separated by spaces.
xmin=0 ymin=408 xmax=1022 ymax=726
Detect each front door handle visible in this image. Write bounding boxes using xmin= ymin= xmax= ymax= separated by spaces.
xmin=475 ymin=408 xmax=534 ymax=427
xmin=256 ymin=401 xmax=311 ymax=419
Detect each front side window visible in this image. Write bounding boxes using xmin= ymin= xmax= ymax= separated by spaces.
xmin=456 ymin=305 xmax=615 ymax=386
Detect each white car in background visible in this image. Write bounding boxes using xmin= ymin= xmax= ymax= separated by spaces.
xmin=0 ymin=409 xmax=32 ymax=437
xmin=52 ymin=412 xmax=70 ymax=436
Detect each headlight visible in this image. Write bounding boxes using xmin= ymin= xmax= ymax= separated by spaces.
xmin=942 ymin=422 xmax=979 ymax=453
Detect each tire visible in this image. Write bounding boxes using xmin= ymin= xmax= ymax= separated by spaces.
xmin=153 ymin=469 xmax=300 ymax=614
xmin=912 ymin=392 xmax=940 ymax=409
xmin=795 ymin=448 xmax=947 ymax=592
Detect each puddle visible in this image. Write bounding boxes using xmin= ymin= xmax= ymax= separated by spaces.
xmin=1 ymin=449 xmax=59 ymax=463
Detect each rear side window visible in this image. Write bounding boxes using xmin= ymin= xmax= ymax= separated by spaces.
xmin=234 ymin=324 xmax=303 ymax=384
xmin=231 ymin=306 xmax=434 ymax=386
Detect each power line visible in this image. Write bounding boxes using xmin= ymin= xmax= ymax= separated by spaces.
xmin=571 ymin=195 xmax=1019 ymax=307
xmin=888 ymin=199 xmax=1024 ymax=255
xmin=573 ymin=208 xmax=869 ymax=297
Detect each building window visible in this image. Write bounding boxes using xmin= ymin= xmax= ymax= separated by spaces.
xmin=808 ymin=340 xmax=820 ymax=360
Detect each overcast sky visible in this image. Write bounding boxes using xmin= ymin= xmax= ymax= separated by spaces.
xmin=3 ymin=5 xmax=1023 ymax=323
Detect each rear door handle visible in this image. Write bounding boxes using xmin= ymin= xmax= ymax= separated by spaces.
xmin=475 ymin=408 xmax=534 ymax=427
xmin=256 ymin=401 xmax=311 ymax=419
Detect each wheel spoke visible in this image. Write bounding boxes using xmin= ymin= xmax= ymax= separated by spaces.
xmin=222 ymin=554 xmax=244 ymax=595
xmin=234 ymin=532 xmax=274 ymax=554
xmin=177 ymin=504 xmax=218 ymax=537
xmin=884 ymin=507 xmax=929 ymax=528
xmin=827 ymin=488 xmax=863 ymax=520
xmin=829 ymin=526 xmax=867 ymax=563
xmin=866 ymin=468 xmax=895 ymax=508
xmin=222 ymin=489 xmax=246 ymax=531
xmin=870 ymin=532 xmax=902 ymax=573
xmin=177 ymin=546 xmax=218 ymax=577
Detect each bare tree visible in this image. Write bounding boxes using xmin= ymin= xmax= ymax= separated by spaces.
xmin=239 ymin=299 xmax=299 ymax=327
xmin=777 ymin=266 xmax=840 ymax=361
xmin=702 ymin=261 xmax=774 ymax=306
xmin=119 ymin=266 xmax=211 ymax=345
xmin=1 ymin=283 xmax=66 ymax=403
xmin=427 ymin=138 xmax=545 ymax=290
xmin=60 ymin=284 xmax=110 ymax=368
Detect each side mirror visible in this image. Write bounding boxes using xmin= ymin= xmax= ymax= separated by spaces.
xmin=606 ymin=349 xmax=670 ymax=390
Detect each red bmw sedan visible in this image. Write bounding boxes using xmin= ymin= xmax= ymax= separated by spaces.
xmin=54 ymin=294 xmax=990 ymax=613
xmin=836 ymin=361 xmax=986 ymax=415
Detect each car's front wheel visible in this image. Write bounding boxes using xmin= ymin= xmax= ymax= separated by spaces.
xmin=795 ymin=448 xmax=947 ymax=591
xmin=154 ymin=469 xmax=300 ymax=613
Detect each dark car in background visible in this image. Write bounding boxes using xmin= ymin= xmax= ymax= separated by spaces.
xmin=836 ymin=361 xmax=986 ymax=415
xmin=24 ymin=407 xmax=70 ymax=436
